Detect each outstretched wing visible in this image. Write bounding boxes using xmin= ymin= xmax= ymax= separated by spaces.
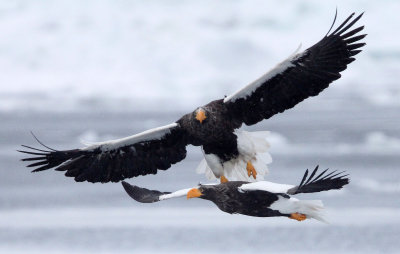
xmin=19 ymin=123 xmax=189 ymax=183
xmin=287 ymin=166 xmax=349 ymax=195
xmin=237 ymin=166 xmax=349 ymax=195
xmin=238 ymin=181 xmax=295 ymax=194
xmin=122 ymin=181 xmax=193 ymax=203
xmin=224 ymin=12 xmax=366 ymax=126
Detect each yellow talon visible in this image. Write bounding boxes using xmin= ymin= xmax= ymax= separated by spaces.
xmin=289 ymin=213 xmax=307 ymax=221
xmin=246 ymin=161 xmax=257 ymax=179
xmin=220 ymin=175 xmax=228 ymax=183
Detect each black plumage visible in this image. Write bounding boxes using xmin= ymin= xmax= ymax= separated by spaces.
xmin=122 ymin=166 xmax=349 ymax=219
xmin=19 ymin=12 xmax=366 ymax=183
xmin=225 ymin=12 xmax=366 ymax=126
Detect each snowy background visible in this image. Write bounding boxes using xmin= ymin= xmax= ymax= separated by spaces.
xmin=1 ymin=0 xmax=400 ymax=253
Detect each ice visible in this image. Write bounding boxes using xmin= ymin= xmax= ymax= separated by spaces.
xmin=0 ymin=0 xmax=398 ymax=112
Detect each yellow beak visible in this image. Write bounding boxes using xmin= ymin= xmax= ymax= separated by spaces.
xmin=187 ymin=188 xmax=203 ymax=199
xmin=195 ymin=109 xmax=207 ymax=123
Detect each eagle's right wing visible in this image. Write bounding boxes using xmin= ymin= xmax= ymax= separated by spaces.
xmin=286 ymin=166 xmax=349 ymax=195
xmin=19 ymin=123 xmax=190 ymax=183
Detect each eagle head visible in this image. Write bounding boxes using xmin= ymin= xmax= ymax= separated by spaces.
xmin=187 ymin=185 xmax=217 ymax=201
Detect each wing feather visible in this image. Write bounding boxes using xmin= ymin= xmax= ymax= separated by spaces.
xmin=19 ymin=123 xmax=189 ymax=183
xmin=224 ymin=12 xmax=366 ymax=126
xmin=287 ymin=166 xmax=350 ymax=195
xmin=122 ymin=181 xmax=193 ymax=203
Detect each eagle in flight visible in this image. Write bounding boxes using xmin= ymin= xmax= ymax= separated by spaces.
xmin=122 ymin=166 xmax=350 ymax=222
xmin=20 ymin=12 xmax=366 ymax=184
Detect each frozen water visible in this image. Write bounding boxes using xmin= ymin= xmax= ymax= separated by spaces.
xmin=0 ymin=0 xmax=399 ymax=112
xmin=1 ymin=105 xmax=400 ymax=253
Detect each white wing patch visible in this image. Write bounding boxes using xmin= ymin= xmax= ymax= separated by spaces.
xmin=224 ymin=44 xmax=304 ymax=103
xmin=159 ymin=183 xmax=219 ymax=201
xmin=159 ymin=188 xmax=193 ymax=201
xmin=238 ymin=181 xmax=294 ymax=194
xmin=83 ymin=123 xmax=178 ymax=152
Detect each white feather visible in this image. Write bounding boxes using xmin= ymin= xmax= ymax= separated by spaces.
xmin=203 ymin=152 xmax=224 ymax=179
xmin=238 ymin=181 xmax=294 ymax=193
xmin=197 ymin=130 xmax=272 ymax=182
xmin=158 ymin=188 xmax=193 ymax=201
xmin=158 ymin=182 xmax=220 ymax=201
xmin=82 ymin=123 xmax=178 ymax=152
xmin=270 ymin=196 xmax=326 ymax=222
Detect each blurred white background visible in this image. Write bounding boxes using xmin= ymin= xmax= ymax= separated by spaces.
xmin=1 ymin=0 xmax=399 ymax=253
xmin=0 ymin=0 xmax=399 ymax=112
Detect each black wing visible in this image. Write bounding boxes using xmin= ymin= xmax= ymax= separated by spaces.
xmin=122 ymin=181 xmax=193 ymax=203
xmin=122 ymin=181 xmax=170 ymax=203
xmin=224 ymin=12 xmax=366 ymax=126
xmin=19 ymin=123 xmax=189 ymax=183
xmin=287 ymin=166 xmax=349 ymax=195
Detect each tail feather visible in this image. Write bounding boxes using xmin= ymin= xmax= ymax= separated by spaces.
xmin=197 ymin=130 xmax=272 ymax=182
xmin=288 ymin=165 xmax=349 ymax=195
xmin=298 ymin=200 xmax=326 ymax=223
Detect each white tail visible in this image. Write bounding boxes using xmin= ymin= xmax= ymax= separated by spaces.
xmin=270 ymin=197 xmax=327 ymax=223
xmin=196 ymin=130 xmax=272 ymax=181
xmin=297 ymin=200 xmax=327 ymax=223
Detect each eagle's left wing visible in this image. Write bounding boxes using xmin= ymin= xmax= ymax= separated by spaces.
xmin=238 ymin=166 xmax=349 ymax=195
xmin=224 ymin=12 xmax=366 ymax=127
xmin=19 ymin=123 xmax=190 ymax=183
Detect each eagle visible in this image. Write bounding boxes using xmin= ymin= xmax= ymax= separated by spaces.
xmin=122 ymin=166 xmax=349 ymax=222
xmin=19 ymin=12 xmax=366 ymax=184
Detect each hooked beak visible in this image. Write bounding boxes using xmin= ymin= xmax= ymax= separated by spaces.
xmin=187 ymin=188 xmax=203 ymax=199
xmin=195 ymin=109 xmax=207 ymax=124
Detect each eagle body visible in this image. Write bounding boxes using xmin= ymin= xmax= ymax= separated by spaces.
xmin=19 ymin=12 xmax=366 ymax=184
xmin=122 ymin=166 xmax=350 ymax=221
xmin=196 ymin=181 xmax=284 ymax=217
xmin=178 ymin=99 xmax=240 ymax=161
xmin=178 ymin=99 xmax=267 ymax=180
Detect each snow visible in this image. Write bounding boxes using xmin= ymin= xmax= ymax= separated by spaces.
xmin=1 ymin=206 xmax=400 ymax=229
xmin=2 ymin=109 xmax=400 ymax=253
xmin=266 ymin=131 xmax=400 ymax=156
xmin=0 ymin=0 xmax=398 ymax=113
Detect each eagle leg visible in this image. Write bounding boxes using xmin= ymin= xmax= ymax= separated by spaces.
xmin=246 ymin=161 xmax=257 ymax=179
xmin=289 ymin=213 xmax=307 ymax=221
xmin=220 ymin=175 xmax=229 ymax=183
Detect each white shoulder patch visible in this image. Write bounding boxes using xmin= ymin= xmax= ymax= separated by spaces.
xmin=159 ymin=188 xmax=193 ymax=201
xmin=238 ymin=181 xmax=294 ymax=194
xmin=83 ymin=122 xmax=178 ymax=152
xmin=224 ymin=44 xmax=304 ymax=103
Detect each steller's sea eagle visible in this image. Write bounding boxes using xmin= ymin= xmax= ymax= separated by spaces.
xmin=19 ymin=12 xmax=366 ymax=183
xmin=122 ymin=166 xmax=349 ymax=222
